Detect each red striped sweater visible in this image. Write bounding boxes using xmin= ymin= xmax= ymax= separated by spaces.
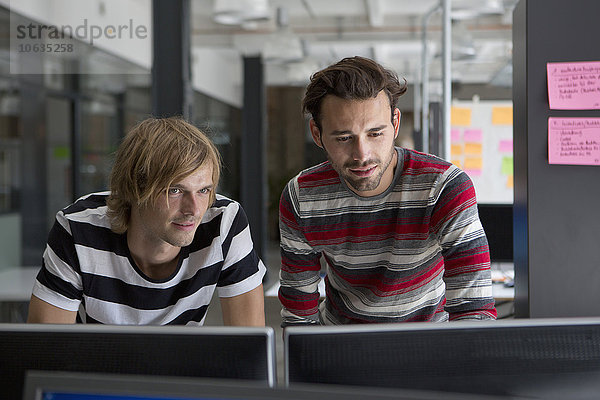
xmin=278 ymin=148 xmax=497 ymax=325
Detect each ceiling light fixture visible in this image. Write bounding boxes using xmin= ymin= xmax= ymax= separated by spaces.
xmin=212 ymin=0 xmax=270 ymax=26
xmin=262 ymin=7 xmax=304 ymax=64
xmin=451 ymin=0 xmax=504 ymax=20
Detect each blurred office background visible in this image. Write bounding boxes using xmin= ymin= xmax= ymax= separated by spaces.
xmin=0 ymin=1 xmax=521 ymax=345
xmin=0 ymin=0 xmax=516 ymax=271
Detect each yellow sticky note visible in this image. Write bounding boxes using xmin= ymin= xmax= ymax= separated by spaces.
xmin=451 ymin=107 xmax=472 ymax=126
xmin=506 ymin=174 xmax=514 ymax=189
xmin=492 ymin=106 xmax=513 ymax=125
xmin=501 ymin=156 xmax=513 ymax=175
xmin=451 ymin=144 xmax=463 ymax=157
xmin=451 ymin=159 xmax=462 ymax=169
xmin=464 ymin=142 xmax=482 ymax=155
xmin=464 ymin=157 xmax=483 ymax=170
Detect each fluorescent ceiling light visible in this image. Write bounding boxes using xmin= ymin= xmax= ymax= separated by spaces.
xmin=212 ymin=0 xmax=270 ymax=26
xmin=451 ymin=0 xmax=504 ymax=20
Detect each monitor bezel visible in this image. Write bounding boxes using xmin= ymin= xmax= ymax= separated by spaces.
xmin=284 ymin=317 xmax=600 ymax=387
xmin=0 ymin=323 xmax=277 ymax=395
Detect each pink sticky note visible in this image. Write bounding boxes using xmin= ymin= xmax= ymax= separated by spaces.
xmin=451 ymin=129 xmax=461 ymax=142
xmin=464 ymin=169 xmax=482 ymax=177
xmin=498 ymin=140 xmax=513 ymax=153
xmin=463 ymin=129 xmax=482 ymax=142
xmin=547 ymin=61 xmax=600 ymax=110
xmin=548 ymin=118 xmax=600 ymax=165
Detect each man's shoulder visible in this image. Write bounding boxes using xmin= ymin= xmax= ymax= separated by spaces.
xmin=202 ymin=194 xmax=243 ymax=224
xmin=401 ymin=148 xmax=454 ymax=174
xmin=289 ymin=161 xmax=341 ymax=191
xmin=399 ymin=148 xmax=470 ymax=184
xmin=212 ymin=193 xmax=238 ymax=209
xmin=61 ymin=191 xmax=110 ymax=218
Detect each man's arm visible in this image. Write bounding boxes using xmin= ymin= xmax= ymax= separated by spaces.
xmin=278 ymin=181 xmax=322 ymax=326
xmin=220 ymin=284 xmax=265 ymax=326
xmin=27 ymin=295 xmax=77 ymax=323
xmin=433 ymin=168 xmax=497 ymax=321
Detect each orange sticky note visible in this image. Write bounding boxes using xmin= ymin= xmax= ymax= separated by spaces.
xmin=464 ymin=157 xmax=483 ymax=170
xmin=451 ymin=107 xmax=472 ymax=126
xmin=506 ymin=174 xmax=514 ymax=189
xmin=492 ymin=106 xmax=513 ymax=125
xmin=451 ymin=159 xmax=462 ymax=169
xmin=451 ymin=144 xmax=463 ymax=156
xmin=464 ymin=142 xmax=482 ymax=155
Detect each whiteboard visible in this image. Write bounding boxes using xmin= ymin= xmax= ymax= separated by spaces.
xmin=450 ymin=100 xmax=514 ymax=204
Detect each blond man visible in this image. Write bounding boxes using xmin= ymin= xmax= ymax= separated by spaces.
xmin=28 ymin=117 xmax=265 ymax=326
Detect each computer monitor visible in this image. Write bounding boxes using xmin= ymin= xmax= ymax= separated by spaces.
xmin=0 ymin=324 xmax=276 ymax=400
xmin=285 ymin=318 xmax=600 ymax=399
xmin=478 ymin=204 xmax=513 ymax=262
xmin=22 ymin=370 xmax=496 ymax=400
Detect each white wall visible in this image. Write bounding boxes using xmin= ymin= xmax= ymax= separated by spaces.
xmin=4 ymin=0 xmax=152 ymax=69
xmin=3 ymin=0 xmax=244 ymax=107
xmin=192 ymin=47 xmax=243 ymax=108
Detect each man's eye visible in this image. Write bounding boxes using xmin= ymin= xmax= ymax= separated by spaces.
xmin=337 ymin=136 xmax=351 ymax=142
xmin=168 ymin=188 xmax=182 ymax=195
xmin=371 ymin=131 xmax=383 ymax=137
xmin=199 ymin=188 xmax=211 ymax=194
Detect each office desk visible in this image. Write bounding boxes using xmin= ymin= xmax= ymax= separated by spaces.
xmin=0 ymin=266 xmax=39 ymax=302
xmin=0 ymin=267 xmax=39 ymax=322
xmin=492 ymin=282 xmax=515 ymax=302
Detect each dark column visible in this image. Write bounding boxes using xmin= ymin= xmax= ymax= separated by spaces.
xmin=19 ymin=78 xmax=47 ymax=265
xmin=428 ymin=102 xmax=442 ymax=157
xmin=152 ymin=0 xmax=192 ymax=119
xmin=513 ymin=0 xmax=600 ymax=317
xmin=240 ymin=56 xmax=267 ymax=260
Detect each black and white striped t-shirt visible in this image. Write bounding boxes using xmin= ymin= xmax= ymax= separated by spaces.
xmin=32 ymin=192 xmax=266 ymax=325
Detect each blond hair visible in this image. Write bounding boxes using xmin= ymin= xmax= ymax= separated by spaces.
xmin=106 ymin=116 xmax=221 ymax=234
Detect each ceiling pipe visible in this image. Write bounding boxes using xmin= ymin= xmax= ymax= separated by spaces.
xmin=420 ymin=4 xmax=440 ymax=154
xmin=421 ymin=0 xmax=453 ymax=159
xmin=442 ymin=0 xmax=452 ymax=161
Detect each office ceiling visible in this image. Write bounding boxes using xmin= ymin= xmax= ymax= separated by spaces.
xmin=191 ymin=0 xmax=518 ymax=91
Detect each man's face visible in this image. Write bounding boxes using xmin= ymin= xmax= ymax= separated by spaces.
xmin=310 ymin=91 xmax=400 ymax=197
xmin=132 ymin=164 xmax=214 ymax=250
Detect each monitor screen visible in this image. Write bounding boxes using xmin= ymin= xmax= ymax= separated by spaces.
xmin=478 ymin=204 xmax=513 ymax=262
xmin=285 ymin=318 xmax=600 ymax=399
xmin=23 ymin=370 xmax=487 ymax=400
xmin=0 ymin=324 xmax=275 ymax=400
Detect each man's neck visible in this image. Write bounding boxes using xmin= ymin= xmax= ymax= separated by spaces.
xmin=127 ymin=233 xmax=181 ymax=280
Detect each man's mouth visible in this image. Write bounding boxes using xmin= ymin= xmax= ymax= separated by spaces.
xmin=348 ymin=165 xmax=377 ymax=177
xmin=172 ymin=220 xmax=196 ymax=231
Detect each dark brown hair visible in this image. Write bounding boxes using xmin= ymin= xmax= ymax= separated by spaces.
xmin=302 ymin=56 xmax=407 ymax=131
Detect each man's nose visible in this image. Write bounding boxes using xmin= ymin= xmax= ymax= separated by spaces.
xmin=352 ymin=137 xmax=370 ymax=162
xmin=181 ymin=193 xmax=200 ymax=216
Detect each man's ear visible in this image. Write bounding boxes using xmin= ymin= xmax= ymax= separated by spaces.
xmin=309 ymin=119 xmax=323 ymax=148
xmin=392 ymin=108 xmax=401 ymax=139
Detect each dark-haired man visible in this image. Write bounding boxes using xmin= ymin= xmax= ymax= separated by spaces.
xmin=278 ymin=56 xmax=496 ymax=325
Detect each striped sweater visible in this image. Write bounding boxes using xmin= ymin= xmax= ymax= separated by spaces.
xmin=32 ymin=192 xmax=266 ymax=325
xmin=278 ymin=147 xmax=496 ymax=325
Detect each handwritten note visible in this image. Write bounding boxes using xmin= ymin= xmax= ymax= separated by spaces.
xmin=547 ymin=61 xmax=600 ymax=109
xmin=548 ymin=118 xmax=600 ymax=165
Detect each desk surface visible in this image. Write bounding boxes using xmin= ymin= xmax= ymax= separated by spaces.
xmin=0 ymin=266 xmax=40 ymax=302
